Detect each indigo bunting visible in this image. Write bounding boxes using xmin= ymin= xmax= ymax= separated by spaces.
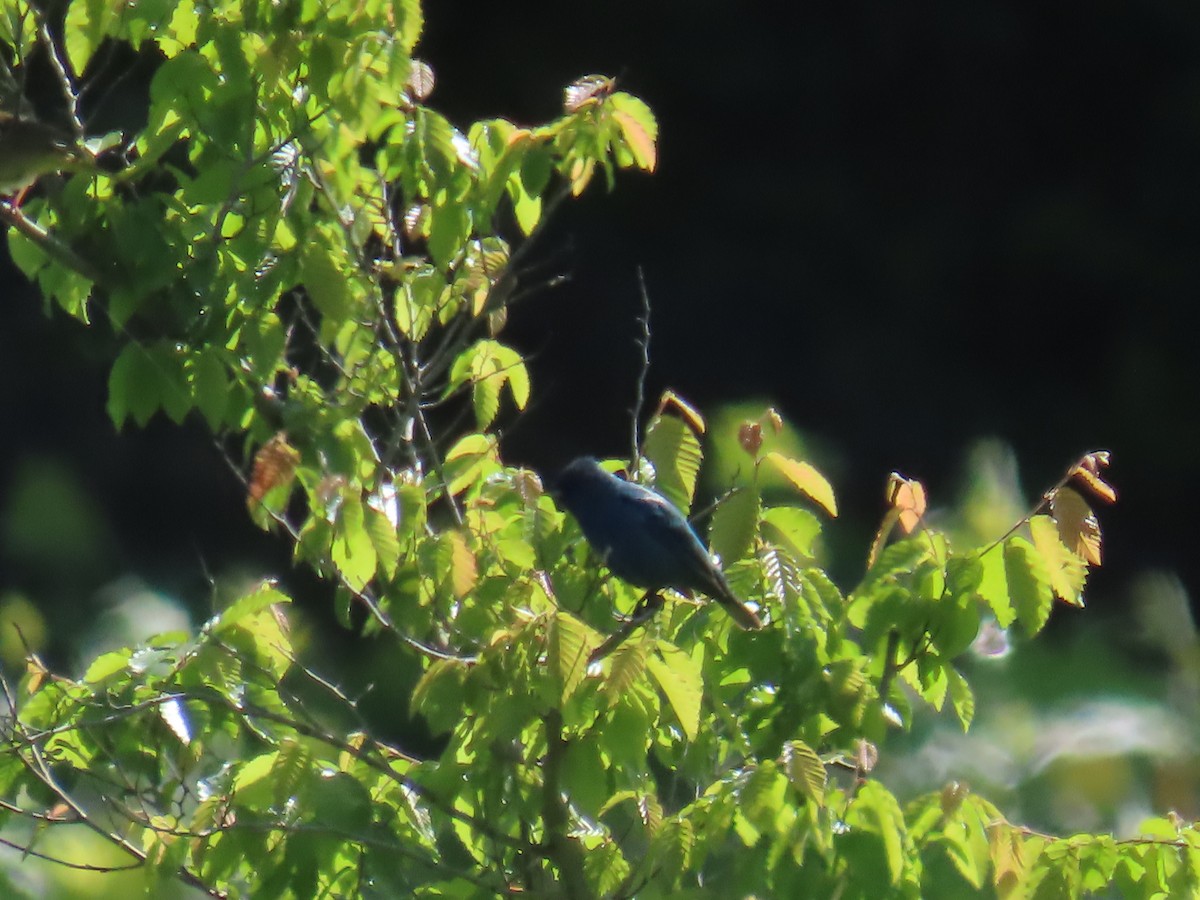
xmin=555 ymin=457 xmax=763 ymax=630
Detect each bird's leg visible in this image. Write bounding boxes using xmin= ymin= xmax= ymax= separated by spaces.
xmin=630 ymin=590 xmax=664 ymax=622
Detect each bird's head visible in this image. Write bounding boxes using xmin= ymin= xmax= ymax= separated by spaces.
xmin=552 ymin=456 xmax=621 ymax=506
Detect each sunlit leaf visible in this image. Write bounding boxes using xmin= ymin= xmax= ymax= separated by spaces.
xmin=1029 ymin=515 xmax=1087 ymax=606
xmin=781 ymin=740 xmax=826 ymax=807
xmin=1070 ymin=450 xmax=1116 ymax=503
xmin=765 ymin=451 xmax=838 ymax=517
xmin=1003 ymin=536 xmax=1054 ymax=634
xmin=1049 ymin=486 xmax=1102 ymax=566
xmin=946 ymin=666 xmax=975 ymax=731
xmin=605 ymin=633 xmax=649 ymax=704
xmin=551 ymin=611 xmax=601 ymax=701
xmin=647 ymin=641 xmax=703 ymax=741
xmin=643 ymin=410 xmax=703 ymax=514
xmin=708 ymin=486 xmax=760 ymax=567
xmin=446 ymin=529 xmax=477 ymax=598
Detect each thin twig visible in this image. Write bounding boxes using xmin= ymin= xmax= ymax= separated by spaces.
xmin=31 ymin=6 xmax=84 ymax=137
xmin=630 ymin=267 xmax=651 ymax=471
xmin=588 ymin=592 xmax=662 ymax=665
xmin=0 ymin=201 xmax=104 ymax=284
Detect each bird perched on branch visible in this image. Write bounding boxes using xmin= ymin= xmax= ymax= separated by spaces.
xmin=0 ymin=111 xmax=93 ymax=198
xmin=555 ymin=456 xmax=763 ymax=630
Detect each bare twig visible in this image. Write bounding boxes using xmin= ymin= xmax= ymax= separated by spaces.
xmin=630 ymin=267 xmax=651 ymax=471
xmin=31 ymin=6 xmax=84 ymax=137
xmin=588 ymin=592 xmax=663 ymax=665
xmin=0 ymin=201 xmax=103 ymax=284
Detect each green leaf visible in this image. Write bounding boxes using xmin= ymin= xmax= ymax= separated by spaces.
xmin=1004 ymin=536 xmax=1054 ymax=635
xmin=190 ymin=352 xmax=229 ymax=429
xmin=83 ymin=649 xmax=132 ymax=684
xmin=107 ymin=343 xmax=162 ymax=427
xmin=643 ymin=414 xmax=702 ymax=514
xmin=843 ymin=780 xmax=907 ymax=885
xmin=331 ymin=493 xmax=377 ymax=592
xmin=761 ymin=506 xmax=822 ymax=563
xmin=605 ymin=634 xmax=649 ymax=704
xmin=411 ymin=658 xmax=469 ymax=735
xmin=782 ymin=739 xmax=826 ymax=807
xmin=708 ymin=486 xmax=759 ymax=567
xmin=551 ymin=611 xmax=600 ymax=701
xmin=442 ymin=433 xmax=498 ymax=495
xmin=946 ymin=666 xmax=975 ymax=731
xmin=215 ymin=582 xmax=291 ymax=633
xmin=1029 ymin=514 xmax=1088 ymax=606
xmin=364 ymin=504 xmax=401 ymax=580
xmin=765 ymin=451 xmax=838 ymax=517
xmin=647 ymin=640 xmax=703 ymax=741
xmin=976 ymin=548 xmax=1016 ymax=628
xmin=428 ymin=199 xmax=469 ymax=270
xmin=300 ymin=242 xmax=354 ymax=323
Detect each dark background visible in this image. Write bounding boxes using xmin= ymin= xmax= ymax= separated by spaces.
xmin=3 ymin=1 xmax=1199 ymax=657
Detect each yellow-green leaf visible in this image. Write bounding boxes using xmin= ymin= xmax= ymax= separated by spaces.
xmin=551 ymin=611 xmax=601 ymax=701
xmin=708 ymin=486 xmax=760 ymax=567
xmin=643 ymin=414 xmax=703 ymax=514
xmin=1029 ymin=514 xmax=1087 ymax=606
xmin=1003 ymin=536 xmax=1053 ymax=635
xmin=782 ymin=740 xmax=826 ymax=807
xmin=765 ymin=452 xmax=838 ymax=517
xmin=647 ymin=641 xmax=703 ymax=741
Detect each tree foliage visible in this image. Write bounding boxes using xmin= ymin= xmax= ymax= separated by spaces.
xmin=2 ymin=1 xmax=1197 ymax=897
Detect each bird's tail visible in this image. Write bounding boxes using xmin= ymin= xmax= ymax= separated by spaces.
xmin=713 ymin=584 xmax=764 ymax=630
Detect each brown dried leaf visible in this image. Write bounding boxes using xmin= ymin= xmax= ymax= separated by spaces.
xmin=247 ymin=432 xmax=301 ymax=509
xmin=886 ymin=472 xmax=927 ymax=535
xmin=738 ymin=421 xmax=763 ymax=457
xmin=1069 ymin=450 xmax=1116 ymax=503
xmin=564 ymin=74 xmax=615 ymax=113
xmin=1049 ymin=486 xmax=1102 ymax=566
xmin=405 ymin=59 xmax=435 ymax=101
xmin=654 ymin=390 xmax=706 ymax=435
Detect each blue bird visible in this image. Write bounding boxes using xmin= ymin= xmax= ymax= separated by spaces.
xmin=555 ymin=457 xmax=763 ymax=630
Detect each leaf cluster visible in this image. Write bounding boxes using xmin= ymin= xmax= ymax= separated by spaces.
xmin=0 ymin=1 xmax=1187 ymax=898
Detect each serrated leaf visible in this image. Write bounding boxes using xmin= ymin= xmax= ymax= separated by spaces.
xmin=300 ymin=242 xmax=354 ymax=322
xmin=976 ymin=549 xmax=1016 ymax=628
xmin=442 ymin=433 xmax=497 ymax=495
xmin=1049 ymin=486 xmax=1102 ymax=566
xmin=947 ymin=667 xmax=975 ymax=731
xmin=765 ymin=452 xmax=838 ymax=517
xmin=364 ymin=505 xmax=400 ymax=579
xmin=190 ymin=352 xmax=229 ymax=429
xmin=1003 ymin=537 xmax=1053 ymax=635
xmin=611 ymin=93 xmax=658 ymax=172
xmin=217 ymin=584 xmax=292 ymax=632
xmin=647 ymin=641 xmax=703 ymax=741
xmin=606 ymin=634 xmax=649 ymax=704
xmin=708 ymin=487 xmax=760 ymax=567
xmin=761 ymin=506 xmax=822 ymax=564
xmin=411 ymin=658 xmax=469 ymax=735
xmin=782 ymin=740 xmax=826 ymax=806
xmin=1029 ymin=514 xmax=1087 ymax=606
xmin=551 ymin=611 xmax=601 ymax=702
xmin=247 ymin=432 xmax=301 ymax=510
xmin=107 ymin=343 xmax=162 ymax=427
xmin=83 ymin=649 xmax=131 ymax=683
xmin=642 ymin=413 xmax=703 ymax=514
xmin=428 ymin=199 xmax=469 ymax=270
xmin=332 ymin=493 xmax=377 ymax=592
xmin=445 ymin=530 xmax=477 ymax=598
